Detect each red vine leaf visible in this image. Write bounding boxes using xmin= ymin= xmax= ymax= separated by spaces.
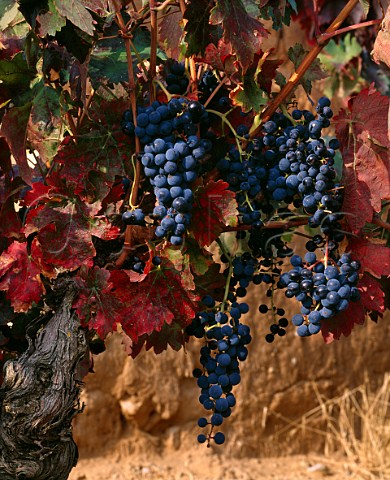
xmin=24 ymin=185 xmax=118 ymax=271
xmin=52 ymin=98 xmax=130 ymax=201
xmin=197 ymin=40 xmax=235 ymax=74
xmin=335 ymin=88 xmax=390 ymax=234
xmin=143 ymin=321 xmax=188 ymax=355
xmin=210 ymin=0 xmax=268 ymax=73
xmin=0 ymin=242 xmax=45 ymax=312
xmin=359 ymin=274 xmax=385 ymax=314
xmin=372 ymin=4 xmax=390 ymax=68
xmin=112 ymin=259 xmax=199 ymax=345
xmin=321 ymin=299 xmax=366 ymax=344
xmin=347 ymin=237 xmax=390 ymax=278
xmin=0 ymin=103 xmax=33 ymax=184
xmin=73 ymin=266 xmax=122 ymax=339
xmin=191 ymin=180 xmax=238 ymax=247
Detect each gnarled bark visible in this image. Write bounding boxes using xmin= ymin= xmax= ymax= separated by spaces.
xmin=0 ymin=284 xmax=88 ymax=480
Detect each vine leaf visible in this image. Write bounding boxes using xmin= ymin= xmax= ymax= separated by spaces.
xmin=347 ymin=238 xmax=390 ymax=278
xmin=52 ymin=97 xmax=130 ymax=200
xmin=73 ymin=266 xmax=123 ymax=339
xmin=159 ymin=6 xmax=183 ymax=60
xmin=37 ymin=0 xmax=66 ymax=36
xmin=89 ymin=28 xmax=166 ymax=85
xmin=0 ymin=52 xmax=34 ymax=102
xmin=358 ymin=0 xmax=370 ymax=19
xmin=29 ymin=82 xmax=62 ymax=164
xmin=321 ymin=271 xmax=386 ymax=343
xmin=288 ymin=43 xmax=328 ymax=93
xmin=185 ymin=238 xmax=214 ymax=277
xmin=117 ymin=259 xmax=199 ymax=340
xmin=230 ymin=51 xmax=281 ymax=112
xmin=0 ymin=102 xmax=33 ymax=184
xmin=183 ymin=0 xmax=215 ymax=56
xmin=0 ymin=241 xmax=45 ymax=312
xmin=0 ymin=177 xmax=24 ymax=243
xmin=372 ymin=5 xmax=390 ymax=68
xmin=0 ymin=0 xmax=19 ymax=30
xmin=54 ymin=0 xmax=95 ymax=36
xmin=321 ymin=299 xmax=365 ymax=344
xmin=191 ymin=180 xmax=238 ymax=247
xmin=210 ymin=0 xmax=268 ymax=73
xmin=259 ymin=0 xmax=297 ymax=30
xmin=335 ymin=88 xmax=390 ymax=234
xmin=24 ymin=182 xmax=119 ymax=272
xmin=141 ymin=322 xmax=188 ymax=355
xmin=157 ymin=245 xmax=195 ymax=291
xmin=358 ymin=274 xmax=385 ymax=315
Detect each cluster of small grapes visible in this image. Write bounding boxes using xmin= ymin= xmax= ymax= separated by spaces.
xmin=229 ymin=254 xmax=261 ymax=298
xmin=197 ymin=70 xmax=231 ymax=108
xmin=186 ymin=296 xmax=252 ymax=446
xmin=122 ymin=254 xmax=145 ymax=273
xmin=217 ymin=145 xmax=274 ymax=226
xmin=141 ymin=136 xmax=209 ymax=245
xmin=121 ymin=98 xmax=210 ymax=145
xmin=164 ymin=61 xmax=189 ymax=95
xmin=263 ymin=97 xmax=344 ymax=242
xmin=121 ymin=98 xmax=212 ymax=244
xmin=260 ymin=306 xmax=289 ymax=343
xmin=281 ymin=252 xmax=361 ymax=336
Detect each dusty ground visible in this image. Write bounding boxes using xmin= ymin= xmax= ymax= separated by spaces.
xmin=69 ymin=451 xmax=361 ymax=480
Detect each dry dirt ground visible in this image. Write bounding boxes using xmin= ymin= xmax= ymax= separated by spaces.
xmin=69 ymin=451 xmax=372 ymax=480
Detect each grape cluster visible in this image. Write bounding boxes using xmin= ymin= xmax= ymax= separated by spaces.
xmin=186 ymin=297 xmax=252 ymax=446
xmin=141 ymin=136 xmax=209 ymax=244
xmin=229 ymin=254 xmax=260 ymax=299
xmin=217 ymin=145 xmax=273 ymax=227
xmin=198 ymin=70 xmax=231 ymax=108
xmin=122 ymin=208 xmax=145 ymax=226
xmin=264 ymin=98 xmax=344 ymax=242
xmin=216 ymin=96 xmax=344 ymax=244
xmin=164 ymin=61 xmax=189 ymax=95
xmin=198 ymin=70 xmax=219 ymax=101
xmin=281 ymin=252 xmax=361 ymax=336
xmin=122 ymin=98 xmax=209 ymax=145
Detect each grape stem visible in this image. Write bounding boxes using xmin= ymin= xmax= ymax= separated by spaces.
xmin=372 ymin=216 xmax=390 ymax=232
xmin=113 ymin=0 xmax=142 ymax=267
xmin=324 ymin=239 xmax=329 ymax=269
xmin=203 ymin=76 xmax=230 ymax=109
xmin=206 ymin=109 xmax=245 ymax=155
xmin=249 ymin=0 xmax=360 ymax=138
xmin=317 ymin=19 xmax=382 ymax=44
xmin=221 ymin=260 xmax=234 ymax=313
xmin=149 ymin=0 xmax=158 ymax=102
xmin=224 ymin=217 xmax=309 ymax=232
xmin=216 ymin=238 xmax=234 ymax=313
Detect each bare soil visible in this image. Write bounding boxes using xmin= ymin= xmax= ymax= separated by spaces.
xmin=69 ymin=451 xmax=356 ymax=480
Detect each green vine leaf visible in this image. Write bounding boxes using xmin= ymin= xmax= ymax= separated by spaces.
xmin=288 ymin=43 xmax=328 ymax=94
xmin=0 ymin=0 xmax=19 ymax=30
xmin=54 ymin=0 xmax=95 ymax=36
xmin=37 ymin=0 xmax=66 ymax=36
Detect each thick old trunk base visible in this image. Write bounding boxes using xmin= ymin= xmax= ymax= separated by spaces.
xmin=0 ymin=286 xmax=88 ymax=480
